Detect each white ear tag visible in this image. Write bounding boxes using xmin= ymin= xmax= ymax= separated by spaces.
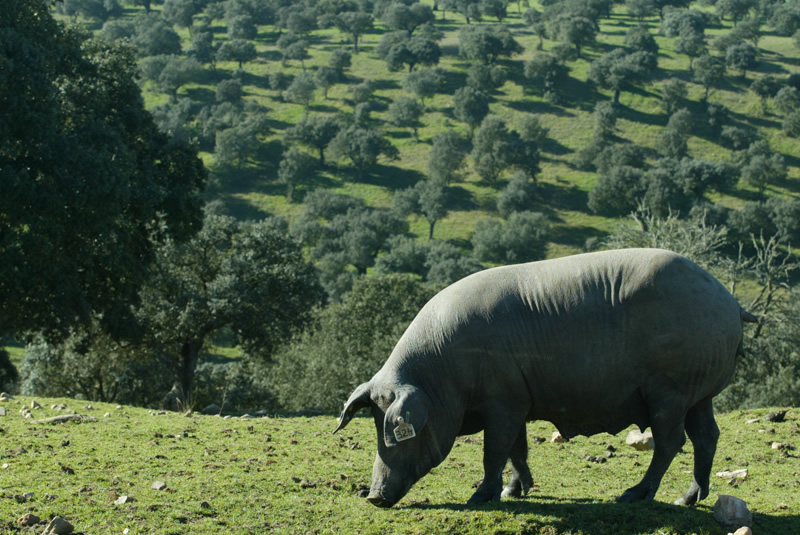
xmin=393 ymin=415 xmax=416 ymax=442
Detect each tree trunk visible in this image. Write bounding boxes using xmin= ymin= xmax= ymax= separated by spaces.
xmin=428 ymin=219 xmax=436 ymax=240
xmin=318 ymin=147 xmax=326 ymax=166
xmin=179 ymin=340 xmax=203 ymax=409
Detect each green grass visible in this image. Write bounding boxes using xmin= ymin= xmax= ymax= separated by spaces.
xmin=1 ymin=395 xmax=798 ymax=534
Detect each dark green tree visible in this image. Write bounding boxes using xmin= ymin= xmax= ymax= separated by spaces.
xmin=216 ymin=38 xmax=257 ymax=68
xmin=458 ymin=24 xmax=523 ymax=64
xmin=548 ymin=14 xmax=596 ymax=58
xmin=472 ymin=211 xmax=550 ymax=263
xmin=285 ymin=72 xmax=317 ymax=111
xmin=471 ymin=115 xmax=516 ymax=183
xmin=278 ymin=146 xmax=316 ymax=201
xmin=393 ymin=179 xmax=448 ymax=239
xmin=402 ymin=67 xmax=444 ymax=106
xmin=1 ymin=0 xmax=206 ymax=340
xmin=287 ymin=115 xmax=342 ymax=166
xmin=453 ymin=86 xmax=490 ymax=136
xmin=692 ymin=53 xmax=726 ymax=102
xmin=132 ymin=13 xmax=182 ymax=57
xmin=328 ymin=125 xmax=400 ymax=180
xmin=428 ymin=131 xmax=468 ymax=184
xmin=334 ymin=11 xmax=373 ymax=53
xmin=389 ymin=96 xmax=424 ymax=140
xmin=726 ymin=42 xmax=758 ymax=78
xmin=136 ymin=214 xmax=323 ymax=406
xmin=524 ymin=52 xmax=569 ymax=101
xmin=588 ymin=48 xmax=658 ymax=105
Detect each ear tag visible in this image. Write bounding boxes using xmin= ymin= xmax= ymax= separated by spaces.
xmin=393 ymin=414 xmax=416 ymax=442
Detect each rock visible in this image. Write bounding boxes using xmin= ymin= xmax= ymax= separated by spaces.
xmin=626 ymin=429 xmax=655 ymax=451
xmin=0 ymin=407 xmax=6 ymax=416
xmin=728 ymin=527 xmax=753 ymax=535
xmin=714 ymin=495 xmax=752 ymax=528
xmin=14 ymin=491 xmax=34 ymax=502
xmin=151 ymin=481 xmax=167 ymax=491
xmin=0 ymin=392 xmax=14 ymax=401
xmin=34 ymin=414 xmax=97 ymax=425
xmin=85 ymin=404 xmax=94 ymax=410
xmin=115 ymin=495 xmax=133 ymax=505
xmin=17 ymin=513 xmax=40 ymax=526
xmin=200 ymin=500 xmax=211 ymax=509
xmin=104 ymin=412 xmax=110 ymax=418
xmin=201 ymin=404 xmax=221 ymax=416
xmin=551 ymin=431 xmax=567 ymax=443
xmin=30 ymin=400 xmax=42 ymax=409
xmin=716 ymin=469 xmax=748 ymax=481
xmin=42 ymin=516 xmax=74 ymax=535
xmin=765 ymin=410 xmax=787 ymax=422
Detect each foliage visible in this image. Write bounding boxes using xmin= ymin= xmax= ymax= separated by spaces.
xmin=458 ymin=24 xmax=523 ymax=64
xmin=427 ymin=130 xmax=468 ymax=184
xmin=0 ymin=348 xmax=19 ymax=392
xmin=1 ymin=1 xmax=206 ymax=341
xmin=287 ymin=114 xmax=342 ymax=166
xmin=392 ymin=179 xmax=448 ymax=239
xmin=452 ymin=86 xmax=490 ymax=136
xmin=278 ymin=146 xmax=316 ymax=201
xmin=271 ymin=274 xmax=435 ymax=412
xmin=328 ymin=124 xmax=400 ymax=180
xmin=134 ymin=213 xmax=323 ymax=406
xmin=472 ymin=211 xmax=550 ymax=263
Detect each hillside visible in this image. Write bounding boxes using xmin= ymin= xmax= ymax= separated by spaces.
xmin=70 ymin=0 xmax=800 ymax=261
xmin=0 ymin=395 xmax=797 ymax=534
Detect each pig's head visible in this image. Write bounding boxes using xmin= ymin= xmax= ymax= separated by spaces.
xmin=333 ymin=380 xmax=451 ymax=507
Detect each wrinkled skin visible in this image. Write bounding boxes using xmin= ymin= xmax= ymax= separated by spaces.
xmin=334 ymin=249 xmax=756 ymax=507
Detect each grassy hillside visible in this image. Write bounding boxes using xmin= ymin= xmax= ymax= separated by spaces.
xmin=102 ymin=0 xmax=800 ymax=258
xmin=0 ymin=395 xmax=798 ymax=534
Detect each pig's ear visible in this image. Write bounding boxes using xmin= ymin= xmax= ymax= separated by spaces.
xmin=333 ymin=382 xmax=372 ymax=434
xmin=383 ymin=386 xmax=430 ymax=447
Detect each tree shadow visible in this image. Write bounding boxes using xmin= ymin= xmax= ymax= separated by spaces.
xmin=403 ymin=499 xmax=800 ymax=535
xmin=445 ymin=184 xmax=479 ymax=211
xmin=217 ymin=194 xmax=272 ymax=220
xmin=355 ymin=163 xmax=424 ymax=192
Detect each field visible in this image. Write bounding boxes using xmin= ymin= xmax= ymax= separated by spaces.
xmin=1 ymin=395 xmax=798 ymax=534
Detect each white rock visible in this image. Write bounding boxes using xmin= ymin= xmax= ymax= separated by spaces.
xmin=714 ymin=495 xmax=752 ymax=528
xmin=0 ymin=392 xmax=14 ymax=401
xmin=728 ymin=527 xmax=753 ymax=535
xmin=551 ymin=431 xmax=566 ymax=443
xmin=115 ymin=495 xmax=133 ymax=505
xmin=745 ymin=418 xmax=760 ymax=424
xmin=716 ymin=469 xmax=748 ymax=480
xmin=104 ymin=412 xmax=111 ymax=418
xmin=31 ymin=400 xmax=42 ymax=409
xmin=0 ymin=406 xmax=6 ymax=416
xmin=626 ymin=429 xmax=655 ymax=451
xmin=2 ymin=463 xmax=9 ymax=469
xmin=42 ymin=516 xmax=74 ymax=535
xmin=151 ymin=481 xmax=167 ymax=491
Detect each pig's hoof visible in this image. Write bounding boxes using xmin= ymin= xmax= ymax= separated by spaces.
xmin=500 ymin=478 xmax=530 ymax=499
xmin=616 ymin=485 xmax=654 ymax=503
xmin=466 ymin=488 xmax=501 ymax=505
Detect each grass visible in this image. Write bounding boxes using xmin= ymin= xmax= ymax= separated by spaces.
xmin=0 ymin=395 xmax=798 ymax=534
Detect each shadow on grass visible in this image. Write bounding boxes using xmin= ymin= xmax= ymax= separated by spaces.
xmin=404 ymin=499 xmax=800 ymax=535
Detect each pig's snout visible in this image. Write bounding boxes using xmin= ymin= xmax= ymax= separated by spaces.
xmin=366 ymin=491 xmax=396 ymax=508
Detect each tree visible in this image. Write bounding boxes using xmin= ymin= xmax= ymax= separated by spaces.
xmin=328 ymin=125 xmax=400 ymax=180
xmin=480 ymin=0 xmax=507 ymax=22
xmin=588 ymin=48 xmax=658 ymax=105
xmin=428 ymin=131 xmax=468 ymax=184
xmin=334 ymin=11 xmax=373 ymax=53
xmin=57 ymin=0 xmax=122 ymax=22
xmin=674 ymin=29 xmax=706 ymax=70
xmin=270 ymin=274 xmax=434 ymax=412
xmin=626 ymin=0 xmax=657 ymax=20
xmin=658 ymin=108 xmax=694 ymax=158
xmin=285 ymin=72 xmax=317 ymax=111
xmin=524 ymin=52 xmax=569 ymax=101
xmin=522 ymin=8 xmax=548 ymax=50
xmin=458 ymin=24 xmax=523 ymax=64
xmin=453 ymin=86 xmax=490 ymax=136
xmin=726 ymin=42 xmax=758 ymax=78
xmin=588 ymin=165 xmax=646 ymax=216
xmin=214 ymin=114 xmax=270 ymax=168
xmin=715 ymin=0 xmax=757 ymax=24
xmin=625 ymin=25 xmax=659 ymax=54
xmin=402 ymin=68 xmax=444 ymax=106
xmin=314 ymin=66 xmax=338 ymax=99
xmin=216 ymin=78 xmax=243 ymax=104
xmin=216 ymin=39 xmax=257 ymax=68
xmin=750 ymin=75 xmax=781 ymax=113
xmin=287 ymin=115 xmax=342 ymax=166
xmin=381 ymin=2 xmax=435 ymax=34
xmin=137 ymin=214 xmax=323 ymax=406
xmin=661 ymin=78 xmax=688 ymax=113
xmin=131 ymin=13 xmax=182 ymax=57
xmin=329 ymin=48 xmax=352 ymax=77
xmin=548 ymin=14 xmax=596 ymax=58
xmin=139 ymin=55 xmax=203 ymax=102
xmin=389 ymin=97 xmax=424 ymax=140
xmin=162 ymin=0 xmax=201 ymax=31
xmin=278 ymin=146 xmax=316 ymax=201
xmin=497 ymin=171 xmax=538 ymax=217
xmin=774 ymin=86 xmax=800 ymax=114
xmin=693 ymin=53 xmax=726 ymax=102
xmin=471 ymin=115 xmax=517 ymax=183
xmin=735 ymin=141 xmax=786 ymax=195
xmin=189 ymin=30 xmax=217 ymax=65
xmin=1 ymin=0 xmax=206 ymax=340
xmin=393 ymin=179 xmax=448 ymax=239
xmin=471 ymin=211 xmax=550 ymax=263
xmin=769 ymin=2 xmax=800 ymax=35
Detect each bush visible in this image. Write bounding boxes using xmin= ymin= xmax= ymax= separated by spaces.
xmin=192 ymin=359 xmax=274 ymax=413
xmin=472 ymin=211 xmax=549 ymax=264
xmin=269 ymin=274 xmax=436 ymax=412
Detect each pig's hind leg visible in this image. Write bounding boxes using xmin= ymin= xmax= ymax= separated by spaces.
xmin=501 ymin=425 xmax=534 ymax=499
